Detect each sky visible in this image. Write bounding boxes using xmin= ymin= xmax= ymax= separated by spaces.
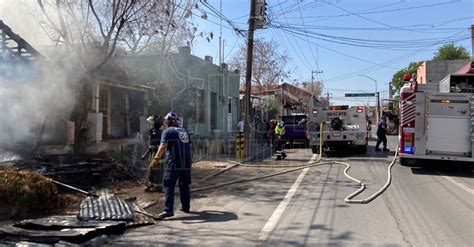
xmin=1 ymin=0 xmax=472 ymax=106
xmin=191 ymin=0 xmax=474 ymax=106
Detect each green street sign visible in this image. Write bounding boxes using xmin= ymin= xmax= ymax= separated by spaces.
xmin=345 ymin=93 xmax=376 ymax=97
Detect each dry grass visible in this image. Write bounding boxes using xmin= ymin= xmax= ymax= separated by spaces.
xmin=0 ymin=168 xmax=61 ymax=220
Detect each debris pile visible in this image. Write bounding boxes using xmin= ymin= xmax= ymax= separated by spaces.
xmin=0 ymin=190 xmax=155 ymax=245
xmin=0 ymin=169 xmax=62 ymax=220
xmin=0 ymin=156 xmax=137 ymax=189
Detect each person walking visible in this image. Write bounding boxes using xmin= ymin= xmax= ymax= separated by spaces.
xmin=375 ymin=115 xmax=390 ymax=152
xmin=151 ymin=112 xmax=192 ymax=220
xmin=274 ymin=120 xmax=287 ymax=160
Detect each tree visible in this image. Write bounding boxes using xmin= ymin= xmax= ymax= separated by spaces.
xmin=391 ymin=61 xmax=422 ymax=95
xmin=433 ymin=43 xmax=470 ymax=61
xmin=120 ymin=0 xmax=207 ymax=55
xmin=265 ymin=99 xmax=280 ymax=120
xmin=37 ymin=0 xmax=159 ymax=70
xmin=228 ymin=38 xmax=290 ymax=89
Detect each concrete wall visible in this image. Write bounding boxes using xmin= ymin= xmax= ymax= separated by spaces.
xmin=417 ymin=59 xmax=470 ymax=84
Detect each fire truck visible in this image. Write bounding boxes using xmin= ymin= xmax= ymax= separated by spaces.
xmin=399 ymin=72 xmax=474 ymax=165
xmin=307 ymin=105 xmax=368 ymax=154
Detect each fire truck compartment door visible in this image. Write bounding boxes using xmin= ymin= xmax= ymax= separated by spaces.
xmin=426 ymin=116 xmax=471 ymax=155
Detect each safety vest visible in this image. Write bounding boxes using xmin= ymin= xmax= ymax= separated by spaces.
xmin=275 ymin=126 xmax=284 ymax=136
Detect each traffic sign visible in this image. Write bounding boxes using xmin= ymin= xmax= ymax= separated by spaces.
xmin=345 ymin=93 xmax=376 ymax=97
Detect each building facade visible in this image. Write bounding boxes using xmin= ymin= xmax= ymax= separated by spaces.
xmin=417 ymin=59 xmax=470 ymax=84
xmin=122 ymin=46 xmax=241 ymax=155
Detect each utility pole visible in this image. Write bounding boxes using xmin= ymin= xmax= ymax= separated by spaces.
xmin=310 ymin=70 xmax=323 ymax=92
xmin=244 ymin=0 xmax=257 ymax=158
xmin=311 ymin=70 xmax=323 ymax=108
xmin=388 ymin=81 xmax=393 ymax=99
xmin=326 ymin=92 xmax=332 ymax=106
xmin=471 ymin=24 xmax=474 ymax=60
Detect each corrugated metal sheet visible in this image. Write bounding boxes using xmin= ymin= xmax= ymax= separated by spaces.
xmin=124 ymin=199 xmax=156 ymax=227
xmin=0 ymin=219 xmax=125 ymax=244
xmin=78 ymin=190 xmax=135 ymax=221
xmin=15 ymin=216 xmax=125 ymax=230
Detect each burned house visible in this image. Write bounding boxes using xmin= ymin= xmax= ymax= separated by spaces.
xmin=81 ymin=61 xmax=154 ymax=154
xmin=0 ymin=20 xmax=153 ymax=157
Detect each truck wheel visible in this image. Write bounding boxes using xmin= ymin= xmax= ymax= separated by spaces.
xmin=311 ymin=145 xmax=320 ymax=154
xmin=358 ymin=145 xmax=367 ymax=154
xmin=400 ymin=157 xmax=410 ymax=166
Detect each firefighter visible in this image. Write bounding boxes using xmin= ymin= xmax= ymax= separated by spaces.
xmin=151 ymin=112 xmax=192 ymax=220
xmin=375 ymin=115 xmax=390 ymax=152
xmin=141 ymin=115 xmax=164 ymax=192
xmin=275 ymin=120 xmax=287 ymax=160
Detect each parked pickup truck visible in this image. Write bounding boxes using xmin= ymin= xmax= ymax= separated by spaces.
xmin=281 ymin=114 xmax=308 ymax=148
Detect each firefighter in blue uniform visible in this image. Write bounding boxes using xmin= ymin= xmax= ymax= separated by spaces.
xmin=151 ymin=112 xmax=192 ymax=220
xmin=375 ymin=115 xmax=390 ymax=152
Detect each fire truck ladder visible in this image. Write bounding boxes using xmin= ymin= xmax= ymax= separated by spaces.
xmin=0 ymin=20 xmax=43 ymax=61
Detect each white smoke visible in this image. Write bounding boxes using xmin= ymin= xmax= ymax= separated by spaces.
xmin=0 ymin=1 xmax=87 ymax=153
xmin=0 ymin=151 xmax=21 ymax=162
xmin=0 ymin=56 xmax=77 ymax=150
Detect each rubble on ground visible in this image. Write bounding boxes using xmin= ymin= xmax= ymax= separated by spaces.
xmin=0 ymin=189 xmax=155 ymax=245
xmin=0 ymin=169 xmax=62 ymax=220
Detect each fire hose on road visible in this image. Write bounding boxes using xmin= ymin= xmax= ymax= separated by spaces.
xmin=193 ymin=123 xmax=400 ymax=205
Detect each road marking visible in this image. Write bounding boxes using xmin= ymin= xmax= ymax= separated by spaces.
xmin=436 ymin=172 xmax=474 ymax=195
xmin=258 ymin=167 xmax=310 ymax=242
xmin=309 ymin=154 xmax=319 ymax=163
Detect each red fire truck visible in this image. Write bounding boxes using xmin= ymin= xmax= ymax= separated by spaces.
xmin=398 ymin=73 xmax=474 ymax=165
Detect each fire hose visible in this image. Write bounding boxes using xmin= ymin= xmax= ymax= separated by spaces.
xmin=192 ymin=123 xmax=400 ymax=204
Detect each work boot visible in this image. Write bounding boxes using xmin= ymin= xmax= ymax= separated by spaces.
xmin=383 ymin=148 xmax=390 ymax=152
xmin=282 ymin=153 xmax=287 ymax=159
xmin=145 ymin=184 xmax=162 ymax=193
xmin=155 ymin=211 xmax=174 ymax=220
xmin=375 ymin=147 xmax=381 ymax=151
xmin=179 ymin=207 xmax=190 ymax=213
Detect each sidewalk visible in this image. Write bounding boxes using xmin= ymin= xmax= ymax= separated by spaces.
xmin=236 ymin=140 xmax=272 ymax=163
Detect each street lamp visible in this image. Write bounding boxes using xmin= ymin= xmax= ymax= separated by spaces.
xmin=358 ymin=74 xmax=379 ymax=123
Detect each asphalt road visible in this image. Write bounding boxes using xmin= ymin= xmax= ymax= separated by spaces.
xmin=111 ymin=135 xmax=473 ymax=246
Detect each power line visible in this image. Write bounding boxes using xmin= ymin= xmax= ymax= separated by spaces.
xmin=274 ymin=0 xmax=315 ymax=71
xmin=271 ymin=25 xmax=469 ymax=50
xmin=297 ymin=0 xmax=320 ymax=70
xmin=281 ymin=1 xmax=460 ymax=23
xmin=198 ymin=1 xmax=293 ymax=81
xmin=320 ymin=0 xmax=459 ymax=34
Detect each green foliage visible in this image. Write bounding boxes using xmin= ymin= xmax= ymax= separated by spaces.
xmin=433 ymin=44 xmax=470 ymax=61
xmin=266 ymin=99 xmax=280 ymax=120
xmin=391 ymin=61 xmax=422 ymax=94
